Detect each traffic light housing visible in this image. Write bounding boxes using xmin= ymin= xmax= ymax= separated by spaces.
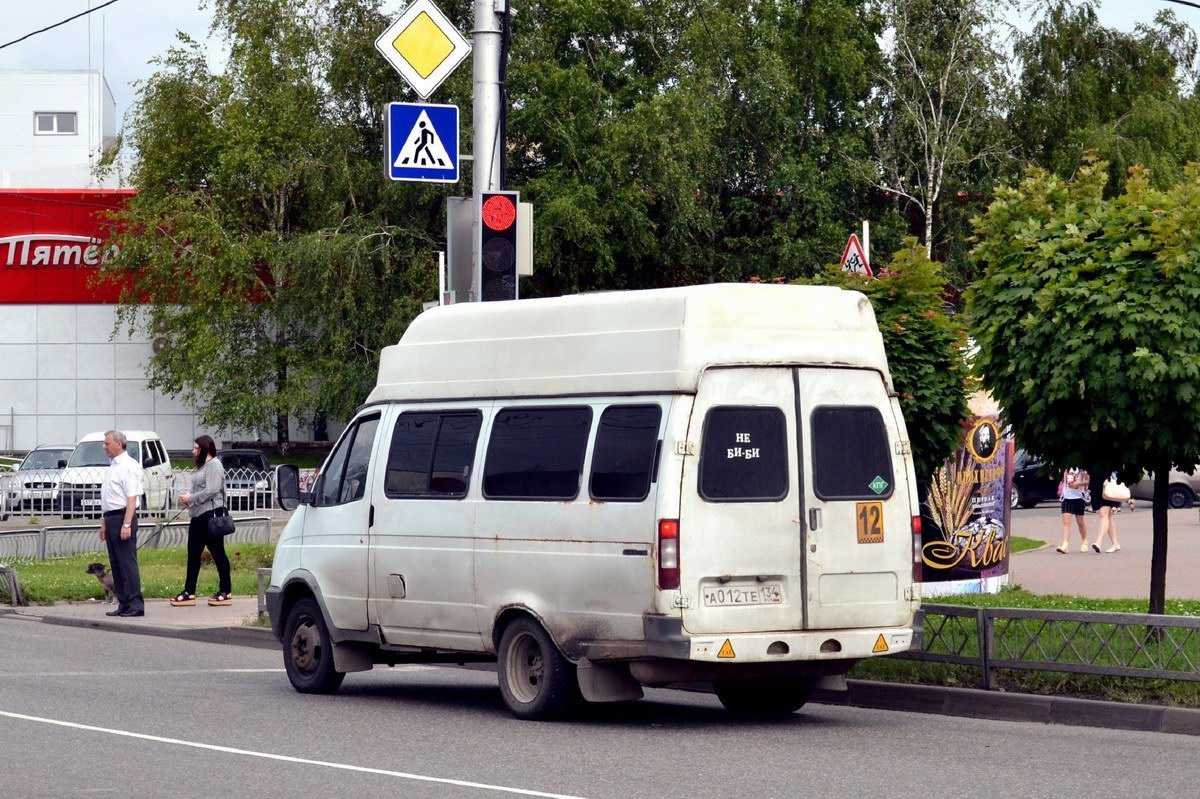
xmin=479 ymin=191 xmax=518 ymax=301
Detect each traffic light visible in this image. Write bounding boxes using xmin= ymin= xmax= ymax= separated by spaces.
xmin=479 ymin=191 xmax=518 ymax=301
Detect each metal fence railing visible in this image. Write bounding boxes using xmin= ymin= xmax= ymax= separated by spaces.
xmin=0 ymin=516 xmax=277 ymax=563
xmin=0 ymin=466 xmax=316 ymax=522
xmin=902 ymin=603 xmax=1200 ymax=689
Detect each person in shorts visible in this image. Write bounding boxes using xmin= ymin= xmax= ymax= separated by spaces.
xmin=1090 ymin=468 xmax=1134 ymax=553
xmin=1057 ymin=467 xmax=1090 ymax=554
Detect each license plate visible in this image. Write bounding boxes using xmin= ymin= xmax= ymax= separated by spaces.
xmin=31 ymin=490 xmax=51 ymax=499
xmin=226 ymin=489 xmax=251 ymax=497
xmin=81 ymin=499 xmax=100 ymax=506
xmin=703 ymin=583 xmax=783 ymax=607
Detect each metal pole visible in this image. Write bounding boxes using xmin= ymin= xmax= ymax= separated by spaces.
xmin=862 ymin=220 xmax=870 ymax=271
xmin=472 ymin=0 xmax=504 ymax=301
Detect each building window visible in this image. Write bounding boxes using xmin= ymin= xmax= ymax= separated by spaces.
xmin=34 ymin=112 xmax=77 ymax=135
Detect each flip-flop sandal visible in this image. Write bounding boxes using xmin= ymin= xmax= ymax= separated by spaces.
xmin=170 ymin=592 xmax=196 ymax=607
xmin=207 ymin=592 xmax=233 ymax=606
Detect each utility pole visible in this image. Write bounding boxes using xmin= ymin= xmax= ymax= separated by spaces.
xmin=472 ymin=0 xmax=504 ymax=299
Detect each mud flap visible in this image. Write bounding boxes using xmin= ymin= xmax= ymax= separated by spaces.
xmin=332 ymin=642 xmax=374 ymax=673
xmin=577 ymin=660 xmax=644 ymax=702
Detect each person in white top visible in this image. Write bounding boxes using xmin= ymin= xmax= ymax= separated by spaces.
xmin=1056 ymin=466 xmax=1090 ymax=554
xmin=97 ymin=430 xmax=145 ymax=616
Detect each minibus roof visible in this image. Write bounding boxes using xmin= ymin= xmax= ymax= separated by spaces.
xmin=368 ymin=283 xmax=892 ymax=402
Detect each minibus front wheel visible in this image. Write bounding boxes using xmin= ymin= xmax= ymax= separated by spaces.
xmin=283 ymin=597 xmax=346 ymax=694
xmin=497 ymin=617 xmax=581 ymax=720
xmin=713 ymin=677 xmax=812 ymax=717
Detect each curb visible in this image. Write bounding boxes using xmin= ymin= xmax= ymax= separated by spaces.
xmin=813 ymin=680 xmax=1200 ymax=737
xmin=35 ymin=613 xmax=278 ymax=651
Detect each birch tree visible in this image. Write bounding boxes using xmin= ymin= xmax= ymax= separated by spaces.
xmin=873 ymin=0 xmax=1012 ymax=258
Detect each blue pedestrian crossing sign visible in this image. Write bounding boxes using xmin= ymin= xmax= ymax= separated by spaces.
xmin=386 ymin=102 xmax=459 ymax=183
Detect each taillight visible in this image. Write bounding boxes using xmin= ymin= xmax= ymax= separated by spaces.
xmin=912 ymin=516 xmax=923 ymax=582
xmin=658 ymin=518 xmax=680 ymax=590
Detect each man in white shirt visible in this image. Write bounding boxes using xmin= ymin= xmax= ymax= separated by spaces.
xmin=98 ymin=430 xmax=145 ymax=617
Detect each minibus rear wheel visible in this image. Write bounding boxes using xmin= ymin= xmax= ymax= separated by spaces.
xmin=497 ymin=617 xmax=581 ymax=720
xmin=713 ymin=677 xmax=812 ymax=717
xmin=283 ymin=597 xmax=345 ymax=694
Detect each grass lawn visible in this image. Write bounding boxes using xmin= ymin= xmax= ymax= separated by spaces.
xmin=3 ymin=544 xmax=274 ymax=605
xmin=1008 ymin=535 xmax=1043 ymax=555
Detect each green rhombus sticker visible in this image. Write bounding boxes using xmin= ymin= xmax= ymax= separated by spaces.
xmin=869 ymin=476 xmax=889 ymax=494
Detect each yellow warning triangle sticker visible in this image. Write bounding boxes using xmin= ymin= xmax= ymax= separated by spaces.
xmin=873 ymin=634 xmax=889 ymax=653
xmin=717 ymin=639 xmax=736 ymax=659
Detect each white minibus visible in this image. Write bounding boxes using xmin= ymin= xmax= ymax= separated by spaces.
xmin=269 ymin=283 xmax=921 ymax=719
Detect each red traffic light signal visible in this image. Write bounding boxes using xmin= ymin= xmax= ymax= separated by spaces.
xmin=480 ymin=191 xmax=519 ymax=301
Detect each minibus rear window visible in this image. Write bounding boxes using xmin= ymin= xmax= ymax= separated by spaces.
xmin=384 ymin=411 xmax=482 ymax=499
xmin=484 ymin=407 xmax=592 ymax=500
xmin=699 ymin=406 xmax=788 ymax=502
xmin=811 ymin=406 xmax=894 ymax=500
xmin=590 ymin=404 xmax=662 ymax=502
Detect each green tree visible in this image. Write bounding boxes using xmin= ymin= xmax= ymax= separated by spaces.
xmin=800 ymin=238 xmax=968 ymax=477
xmin=969 ymin=158 xmax=1200 ymax=614
xmin=507 ymin=0 xmax=894 ymax=293
xmin=872 ymin=0 xmax=1013 ymax=260
xmin=1013 ymin=1 xmax=1200 ymax=191
xmin=103 ymin=0 xmax=443 ymax=449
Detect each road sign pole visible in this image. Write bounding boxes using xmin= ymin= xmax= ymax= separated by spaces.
xmin=472 ymin=0 xmax=504 ymax=300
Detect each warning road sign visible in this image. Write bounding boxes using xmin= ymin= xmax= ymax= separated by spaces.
xmin=840 ymin=233 xmax=873 ymax=277
xmin=386 ymin=102 xmax=459 ymax=183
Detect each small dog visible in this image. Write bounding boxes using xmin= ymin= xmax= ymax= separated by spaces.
xmin=85 ymin=563 xmax=115 ymax=604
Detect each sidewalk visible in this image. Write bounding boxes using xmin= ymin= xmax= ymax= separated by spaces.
xmin=0 ymin=595 xmax=277 ymax=650
xmin=1007 ymin=504 xmax=1200 ymax=599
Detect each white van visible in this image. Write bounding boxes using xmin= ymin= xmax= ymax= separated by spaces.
xmin=269 ymin=284 xmax=921 ymax=719
xmin=60 ymin=430 xmax=174 ymax=518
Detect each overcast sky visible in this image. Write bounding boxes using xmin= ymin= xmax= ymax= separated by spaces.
xmin=0 ymin=1 xmax=1195 ymax=132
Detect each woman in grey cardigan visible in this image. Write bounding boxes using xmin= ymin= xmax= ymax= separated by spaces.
xmin=171 ymin=434 xmax=233 ymax=606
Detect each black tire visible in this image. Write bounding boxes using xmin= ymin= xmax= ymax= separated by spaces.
xmin=713 ymin=678 xmax=812 ymax=717
xmin=282 ymin=597 xmax=345 ymax=694
xmin=497 ymin=617 xmax=581 ymax=720
xmin=1019 ymin=497 xmax=1040 ymax=509
xmin=1010 ymin=486 xmax=1021 ymax=510
xmin=1168 ymin=485 xmax=1194 ymax=510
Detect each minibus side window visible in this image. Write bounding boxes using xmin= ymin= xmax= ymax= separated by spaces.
xmin=589 ymin=404 xmax=662 ymax=502
xmin=484 ymin=406 xmax=592 ymax=500
xmin=698 ymin=406 xmax=788 ymax=502
xmin=384 ymin=411 xmax=482 ymax=499
xmin=339 ymin=416 xmax=380 ymax=504
xmin=811 ymin=406 xmax=894 ymax=500
xmin=316 ymin=414 xmax=380 ymax=507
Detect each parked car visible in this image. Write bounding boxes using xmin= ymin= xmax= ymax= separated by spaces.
xmin=1011 ymin=450 xmax=1061 ymax=509
xmin=1130 ymin=466 xmax=1200 ymax=509
xmin=0 ymin=444 xmax=73 ymax=519
xmin=215 ymin=449 xmax=272 ymax=511
xmin=60 ymin=431 xmax=174 ymax=518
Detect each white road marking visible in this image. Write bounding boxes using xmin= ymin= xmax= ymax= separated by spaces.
xmin=0 ymin=668 xmax=286 ymax=678
xmin=0 ymin=710 xmax=589 ymax=799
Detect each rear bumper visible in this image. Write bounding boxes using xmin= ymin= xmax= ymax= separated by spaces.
xmin=641 ymin=614 xmax=912 ymax=663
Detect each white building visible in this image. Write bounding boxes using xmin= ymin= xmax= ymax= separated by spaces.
xmin=0 ymin=70 xmax=118 ymax=189
xmin=0 ymin=70 xmax=317 ymax=453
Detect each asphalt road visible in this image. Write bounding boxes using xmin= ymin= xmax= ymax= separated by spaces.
xmin=1008 ymin=503 xmax=1200 ymax=599
xmin=1 ymin=618 xmax=1197 ymax=799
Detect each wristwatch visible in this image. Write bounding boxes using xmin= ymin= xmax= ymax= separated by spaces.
xmin=122 ymin=523 xmax=131 ymax=529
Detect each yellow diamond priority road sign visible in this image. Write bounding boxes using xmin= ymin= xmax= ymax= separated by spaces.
xmin=375 ymin=0 xmax=471 ymax=99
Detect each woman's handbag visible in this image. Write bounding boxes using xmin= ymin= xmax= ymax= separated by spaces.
xmin=1102 ymin=479 xmax=1131 ymax=503
xmin=208 ymin=506 xmax=235 ymax=538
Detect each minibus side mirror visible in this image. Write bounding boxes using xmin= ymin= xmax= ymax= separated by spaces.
xmin=57 ymin=459 xmax=67 ymax=469
xmin=275 ymin=465 xmax=307 ymax=511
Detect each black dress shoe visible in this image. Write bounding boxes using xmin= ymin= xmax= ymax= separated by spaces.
xmin=118 ymin=609 xmax=144 ymax=617
xmin=105 ymin=608 xmax=128 ymax=617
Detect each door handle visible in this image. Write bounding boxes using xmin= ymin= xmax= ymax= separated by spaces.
xmin=808 ymin=508 xmax=822 ymax=531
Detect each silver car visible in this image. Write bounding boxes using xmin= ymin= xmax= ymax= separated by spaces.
xmin=1 ymin=444 xmax=73 ymax=519
xmin=1130 ymin=466 xmax=1200 ymax=509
